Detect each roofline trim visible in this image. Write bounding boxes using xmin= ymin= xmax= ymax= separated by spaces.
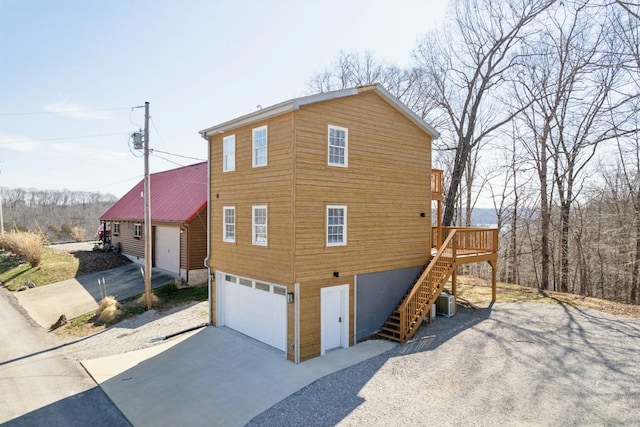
xmin=199 ymin=84 xmax=439 ymax=140
xmin=199 ymin=87 xmax=360 ymax=138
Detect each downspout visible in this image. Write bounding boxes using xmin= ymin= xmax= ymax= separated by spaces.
xmin=202 ymin=133 xmax=213 ymax=326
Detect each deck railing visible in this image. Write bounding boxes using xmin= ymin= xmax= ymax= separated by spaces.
xmin=432 ymin=226 xmax=498 ymax=257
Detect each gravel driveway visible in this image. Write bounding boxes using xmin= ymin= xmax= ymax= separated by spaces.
xmin=248 ymin=302 xmax=640 ymax=426
xmin=49 ymin=298 xmax=640 ymax=426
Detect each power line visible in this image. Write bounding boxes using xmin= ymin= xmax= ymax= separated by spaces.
xmin=151 ymin=149 xmax=205 ymax=162
xmin=0 ymin=131 xmax=128 ymax=144
xmin=0 ymin=107 xmax=130 ymax=117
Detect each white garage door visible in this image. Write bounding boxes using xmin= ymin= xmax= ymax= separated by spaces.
xmin=155 ymin=226 xmax=180 ymax=273
xmin=223 ymin=274 xmax=287 ymax=352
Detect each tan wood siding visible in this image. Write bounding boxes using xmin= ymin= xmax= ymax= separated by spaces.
xmin=209 ymin=113 xmax=295 ymax=286
xmin=207 ymin=89 xmax=433 ymax=361
xmin=293 ymin=91 xmax=432 ymax=283
xmin=298 ymin=276 xmax=355 ymax=361
xmin=110 ymin=220 xmax=145 ymax=260
xmin=187 ymin=208 xmax=208 ymax=271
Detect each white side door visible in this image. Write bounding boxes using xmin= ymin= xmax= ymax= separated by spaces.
xmin=321 ymin=284 xmax=349 ymax=355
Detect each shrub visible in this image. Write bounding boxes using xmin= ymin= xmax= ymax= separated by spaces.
xmin=96 ymin=296 xmax=121 ymax=323
xmin=0 ymin=231 xmax=44 ymax=267
xmin=72 ymin=226 xmax=85 ymax=242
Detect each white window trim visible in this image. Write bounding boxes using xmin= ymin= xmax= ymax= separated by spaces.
xmin=223 ymin=206 xmax=235 ymax=243
xmin=252 ymin=125 xmax=268 ymax=168
xmin=134 ymin=223 xmax=142 ymax=239
xmin=113 ymin=222 xmax=120 ymax=236
xmin=252 ymin=205 xmax=268 ymax=246
xmin=328 ymin=125 xmax=348 ymax=168
xmin=326 ymin=205 xmax=347 ymax=246
xmin=223 ymin=134 xmax=236 ymax=172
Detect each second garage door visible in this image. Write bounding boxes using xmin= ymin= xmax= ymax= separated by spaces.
xmin=155 ymin=226 xmax=180 ymax=273
xmin=223 ymin=274 xmax=287 ymax=352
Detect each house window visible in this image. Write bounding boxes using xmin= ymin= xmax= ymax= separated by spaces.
xmin=252 ymin=205 xmax=267 ymax=246
xmin=252 ymin=125 xmax=268 ymax=167
xmin=134 ymin=223 xmax=142 ymax=239
xmin=327 ymin=205 xmax=347 ymax=246
xmin=113 ymin=222 xmax=120 ymax=236
xmin=328 ymin=125 xmax=348 ymax=167
xmin=223 ymin=134 xmax=235 ymax=172
xmin=223 ymin=206 xmax=235 ymax=242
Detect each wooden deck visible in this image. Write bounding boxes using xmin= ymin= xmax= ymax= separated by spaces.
xmin=377 ymin=170 xmax=499 ymax=344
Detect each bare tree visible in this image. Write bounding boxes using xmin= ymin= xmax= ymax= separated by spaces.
xmin=413 ymin=0 xmax=555 ymax=227
xmin=308 ymin=51 xmax=418 ymax=99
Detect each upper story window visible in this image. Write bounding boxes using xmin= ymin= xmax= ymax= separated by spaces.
xmin=252 ymin=205 xmax=268 ymax=246
xmin=328 ymin=125 xmax=348 ymax=167
xmin=223 ymin=135 xmax=236 ymax=172
xmin=223 ymin=206 xmax=235 ymax=243
xmin=113 ymin=222 xmax=120 ymax=236
xmin=252 ymin=125 xmax=268 ymax=167
xmin=134 ymin=223 xmax=142 ymax=239
xmin=327 ymin=205 xmax=347 ymax=246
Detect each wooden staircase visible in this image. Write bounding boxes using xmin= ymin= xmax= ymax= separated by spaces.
xmin=378 ymin=231 xmax=458 ymax=344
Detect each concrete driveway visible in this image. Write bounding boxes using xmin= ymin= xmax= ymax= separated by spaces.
xmin=81 ymin=327 xmax=395 ymax=427
xmin=15 ymin=264 xmax=177 ymax=328
xmin=81 ymin=301 xmax=640 ymax=426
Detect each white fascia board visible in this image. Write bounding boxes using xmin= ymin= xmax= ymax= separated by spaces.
xmin=372 ymin=84 xmax=440 ymax=139
xmin=199 ymin=88 xmax=360 ymax=139
xmin=199 ymin=101 xmax=295 ymax=138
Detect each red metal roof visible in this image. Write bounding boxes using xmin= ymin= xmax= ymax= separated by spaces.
xmin=100 ymin=162 xmax=207 ymax=223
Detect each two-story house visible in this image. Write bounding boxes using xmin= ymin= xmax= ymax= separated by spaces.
xmin=200 ymin=84 xmax=497 ymax=363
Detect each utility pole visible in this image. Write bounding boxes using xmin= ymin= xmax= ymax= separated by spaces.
xmin=143 ymin=102 xmax=153 ymax=310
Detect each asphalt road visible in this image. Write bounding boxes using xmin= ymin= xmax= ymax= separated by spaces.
xmin=0 ymin=288 xmax=130 ymax=426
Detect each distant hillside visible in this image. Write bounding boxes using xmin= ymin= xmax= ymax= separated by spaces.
xmin=0 ymin=187 xmax=117 ymax=243
xmin=471 ymin=208 xmax=498 ymax=226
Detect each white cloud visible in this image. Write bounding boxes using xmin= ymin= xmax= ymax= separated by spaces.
xmin=0 ymin=133 xmax=41 ymax=153
xmin=44 ymin=101 xmax=114 ymax=120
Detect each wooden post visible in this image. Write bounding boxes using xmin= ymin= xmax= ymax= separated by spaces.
xmin=451 ymin=267 xmax=457 ymax=314
xmin=490 ymin=259 xmax=497 ymax=302
xmin=437 ymin=199 xmax=443 ymax=248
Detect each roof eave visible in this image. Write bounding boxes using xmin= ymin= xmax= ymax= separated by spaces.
xmin=199 ymin=87 xmax=360 ymax=139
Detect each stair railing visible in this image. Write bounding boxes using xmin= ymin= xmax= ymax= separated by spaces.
xmin=397 ymin=229 xmax=458 ymax=343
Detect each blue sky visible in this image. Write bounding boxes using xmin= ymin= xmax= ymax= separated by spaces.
xmin=0 ymin=0 xmax=447 ymax=198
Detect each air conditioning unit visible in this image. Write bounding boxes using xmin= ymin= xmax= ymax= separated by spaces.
xmin=436 ymin=293 xmax=455 ymax=317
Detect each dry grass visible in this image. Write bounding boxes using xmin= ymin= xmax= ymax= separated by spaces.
xmin=96 ymin=296 xmax=121 ymax=323
xmin=72 ymin=226 xmax=85 ymax=242
xmin=0 ymin=231 xmax=44 ymax=267
xmin=452 ymin=276 xmax=640 ymax=320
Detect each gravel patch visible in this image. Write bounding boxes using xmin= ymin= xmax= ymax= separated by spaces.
xmin=56 ymin=301 xmax=209 ymax=362
xmin=248 ymin=302 xmax=640 ymax=426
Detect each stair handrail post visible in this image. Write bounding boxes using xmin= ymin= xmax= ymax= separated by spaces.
xmin=399 ymin=306 xmax=407 ymax=343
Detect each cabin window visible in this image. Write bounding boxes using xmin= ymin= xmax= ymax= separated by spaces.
xmin=223 ymin=134 xmax=236 ymax=172
xmin=252 ymin=125 xmax=268 ymax=167
xmin=113 ymin=222 xmax=120 ymax=236
xmin=223 ymin=206 xmax=235 ymax=242
xmin=252 ymin=205 xmax=268 ymax=246
xmin=328 ymin=125 xmax=348 ymax=167
xmin=134 ymin=223 xmax=142 ymax=239
xmin=327 ymin=205 xmax=347 ymax=246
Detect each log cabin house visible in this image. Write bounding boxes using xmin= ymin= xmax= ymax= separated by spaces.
xmin=200 ymin=85 xmax=497 ymax=363
xmin=100 ymin=162 xmax=208 ymax=285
